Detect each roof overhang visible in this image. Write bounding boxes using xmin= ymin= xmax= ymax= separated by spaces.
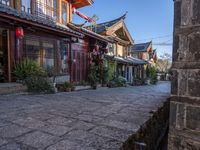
xmin=106 ymin=20 xmax=134 ymax=45
xmin=0 ymin=11 xmax=83 ymax=38
xmin=72 ymin=0 xmax=93 ymax=9
xmin=68 ymin=23 xmax=113 ymax=43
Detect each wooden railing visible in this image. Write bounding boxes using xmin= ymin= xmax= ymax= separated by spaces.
xmin=21 ymin=0 xmax=57 ymax=22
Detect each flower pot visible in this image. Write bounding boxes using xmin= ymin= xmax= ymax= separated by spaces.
xmin=71 ymin=87 xmax=76 ymax=91
xmin=65 ymin=88 xmax=71 ymax=92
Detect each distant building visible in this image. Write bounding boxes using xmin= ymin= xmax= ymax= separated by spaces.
xmin=87 ymin=14 xmax=147 ymax=84
xmin=130 ymin=41 xmax=157 ymax=65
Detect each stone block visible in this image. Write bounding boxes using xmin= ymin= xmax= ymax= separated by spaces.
xmin=39 ymin=124 xmax=72 ymax=136
xmin=189 ymin=32 xmax=200 ymax=61
xmin=46 ymin=139 xmax=95 ymax=150
xmin=172 ymin=35 xmax=179 ymax=62
xmin=181 ymin=0 xmax=192 ymax=26
xmin=0 ymin=142 xmax=37 ymax=150
xmin=174 ymin=1 xmax=182 ymax=28
xmin=169 ymin=102 xmax=177 ymax=128
xmin=12 ymin=117 xmax=45 ymax=129
xmin=0 ymin=138 xmax=7 ymax=146
xmin=177 ymin=70 xmax=188 ymax=96
xmin=90 ymin=126 xmax=133 ymax=142
xmin=176 ymin=103 xmax=186 ymax=130
xmin=0 ymin=124 xmax=31 ymax=138
xmin=192 ymin=0 xmax=200 ymax=25
xmin=188 ymin=70 xmax=200 ymax=97
xmin=171 ymin=70 xmax=178 ymax=95
xmin=186 ymin=106 xmax=200 ymax=131
xmin=17 ymin=131 xmax=57 ymax=149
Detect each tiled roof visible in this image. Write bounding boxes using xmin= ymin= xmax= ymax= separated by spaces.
xmin=0 ymin=4 xmax=82 ymax=36
xmin=68 ymin=23 xmax=114 ymax=43
xmin=131 ymin=41 xmax=152 ymax=52
xmin=104 ymin=55 xmax=148 ymax=65
xmin=126 ymin=56 xmax=148 ymax=65
xmin=86 ymin=13 xmax=126 ymax=33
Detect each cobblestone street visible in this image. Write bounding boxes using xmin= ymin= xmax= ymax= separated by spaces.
xmin=0 ymin=81 xmax=170 ymax=150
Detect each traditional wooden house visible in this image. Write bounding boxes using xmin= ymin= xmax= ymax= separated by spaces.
xmin=67 ymin=23 xmax=112 ymax=82
xmin=87 ymin=14 xmax=148 ymax=84
xmin=86 ymin=14 xmax=134 ymax=81
xmin=0 ymin=0 xmax=96 ymax=83
xmin=130 ymin=41 xmax=157 ymax=65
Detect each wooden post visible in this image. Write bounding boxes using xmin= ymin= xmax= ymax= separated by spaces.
xmin=69 ymin=38 xmax=72 ymax=82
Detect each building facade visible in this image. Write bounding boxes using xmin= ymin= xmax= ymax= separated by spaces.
xmin=0 ymin=0 xmax=100 ymax=83
xmin=87 ymin=14 xmax=147 ymax=83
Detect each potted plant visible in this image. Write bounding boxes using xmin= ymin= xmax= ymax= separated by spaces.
xmin=70 ymin=81 xmax=76 ymax=91
xmin=63 ymin=81 xmax=71 ymax=92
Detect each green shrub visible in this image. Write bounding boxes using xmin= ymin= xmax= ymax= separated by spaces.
xmin=115 ymin=76 xmax=127 ymax=87
xmin=14 ymin=58 xmax=46 ymax=80
xmin=88 ymin=66 xmax=98 ymax=88
xmin=102 ymin=66 xmax=109 ymax=85
xmin=146 ymin=65 xmax=158 ymax=85
xmin=25 ymin=76 xmax=54 ymax=94
xmin=63 ymin=81 xmax=71 ymax=88
xmin=108 ymin=76 xmax=127 ymax=88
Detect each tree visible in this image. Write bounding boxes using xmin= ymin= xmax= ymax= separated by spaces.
xmin=156 ymin=53 xmax=172 ymax=73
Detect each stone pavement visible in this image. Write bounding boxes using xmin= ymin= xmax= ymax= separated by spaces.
xmin=0 ymin=81 xmax=170 ymax=150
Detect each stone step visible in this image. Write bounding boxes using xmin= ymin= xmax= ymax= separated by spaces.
xmin=0 ymin=83 xmax=27 ymax=95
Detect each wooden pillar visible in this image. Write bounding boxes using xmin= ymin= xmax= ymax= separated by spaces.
xmin=69 ymin=38 xmax=72 ymax=82
xmin=15 ymin=0 xmax=21 ymax=11
xmin=58 ymin=0 xmax=62 ymax=24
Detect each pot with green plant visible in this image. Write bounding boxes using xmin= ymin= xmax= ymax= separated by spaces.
xmin=63 ymin=81 xmax=71 ymax=92
xmin=88 ymin=66 xmax=98 ymax=89
xmin=70 ymin=81 xmax=76 ymax=91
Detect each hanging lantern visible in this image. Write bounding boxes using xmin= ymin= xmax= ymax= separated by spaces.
xmin=16 ymin=27 xmax=24 ymax=38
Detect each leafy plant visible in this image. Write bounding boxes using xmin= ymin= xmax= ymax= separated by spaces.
xmin=108 ymin=76 xmax=127 ymax=88
xmin=146 ymin=65 xmax=158 ymax=84
xmin=25 ymin=76 xmax=54 ymax=94
xmin=14 ymin=58 xmax=46 ymax=81
xmin=63 ymin=81 xmax=71 ymax=89
xmin=88 ymin=65 xmax=99 ymax=89
xmin=114 ymin=76 xmax=127 ymax=87
xmin=102 ymin=66 xmax=109 ymax=85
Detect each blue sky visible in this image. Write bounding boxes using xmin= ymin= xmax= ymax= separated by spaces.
xmin=73 ymin=0 xmax=174 ymax=57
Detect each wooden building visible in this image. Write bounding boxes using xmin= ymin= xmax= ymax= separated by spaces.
xmin=0 ymin=0 xmax=94 ymax=83
xmin=87 ymin=14 xmax=134 ymax=81
xmin=87 ymin=14 xmax=148 ymax=84
xmin=68 ymin=23 xmax=112 ymax=82
xmin=130 ymin=41 xmax=157 ymax=65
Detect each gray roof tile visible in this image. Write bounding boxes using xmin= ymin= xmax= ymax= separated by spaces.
xmin=0 ymin=4 xmax=82 ymax=36
xmin=131 ymin=41 xmax=152 ymax=52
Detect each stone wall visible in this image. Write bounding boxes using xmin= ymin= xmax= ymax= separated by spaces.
xmin=169 ymin=0 xmax=200 ymax=149
xmin=122 ymin=100 xmax=169 ymax=150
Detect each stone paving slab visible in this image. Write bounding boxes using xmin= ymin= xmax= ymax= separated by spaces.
xmin=0 ymin=81 xmax=170 ymax=150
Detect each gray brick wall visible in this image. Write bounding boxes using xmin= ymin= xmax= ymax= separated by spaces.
xmin=169 ymin=0 xmax=200 ymax=149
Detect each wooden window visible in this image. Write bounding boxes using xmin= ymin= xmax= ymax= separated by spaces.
xmin=61 ymin=1 xmax=67 ymax=25
xmin=60 ymin=41 xmax=68 ymax=74
xmin=24 ymin=37 xmax=55 ymax=69
xmin=25 ymin=39 xmax=40 ymax=64
xmin=21 ymin=0 xmax=31 ymax=13
xmin=42 ymin=42 xmax=54 ymax=69
xmin=34 ymin=0 xmax=56 ymax=21
xmin=0 ymin=0 xmax=11 ymax=6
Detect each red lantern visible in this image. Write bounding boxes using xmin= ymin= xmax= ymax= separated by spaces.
xmin=16 ymin=27 xmax=24 ymax=38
